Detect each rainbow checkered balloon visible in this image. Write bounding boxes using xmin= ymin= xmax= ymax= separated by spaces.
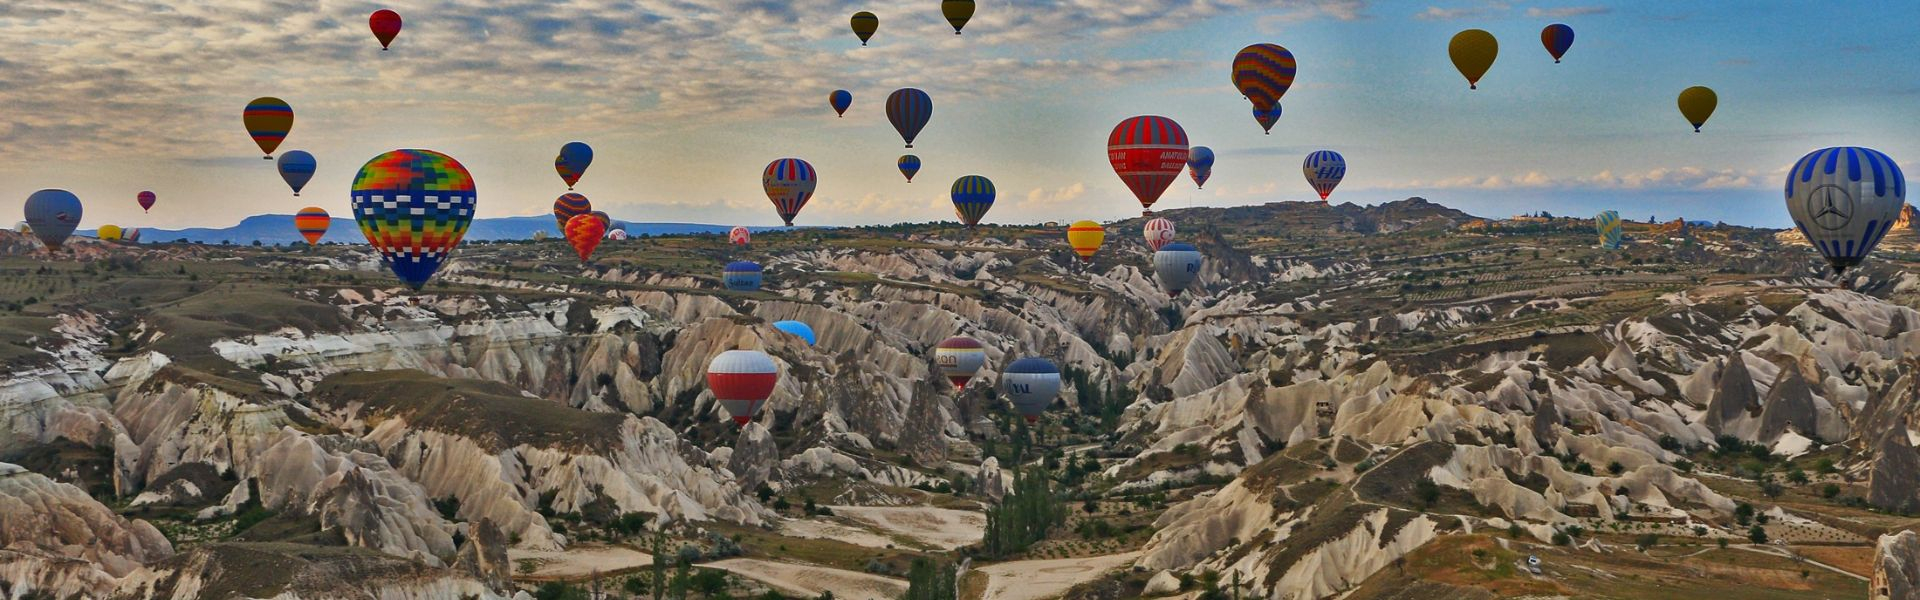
xmin=350 ymin=149 xmax=476 ymax=290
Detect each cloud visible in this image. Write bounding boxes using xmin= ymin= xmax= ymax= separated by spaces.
xmin=1023 ymin=183 xmax=1088 ymax=209
xmin=1525 ymin=6 xmax=1612 ymax=18
xmin=1376 ymin=167 xmax=1771 ymax=192
xmin=1414 ymin=6 xmax=1485 ymax=20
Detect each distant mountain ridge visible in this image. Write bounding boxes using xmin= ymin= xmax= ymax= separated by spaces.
xmin=100 ymin=214 xmax=759 ymax=245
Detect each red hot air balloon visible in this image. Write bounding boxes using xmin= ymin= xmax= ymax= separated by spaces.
xmin=370 ymin=10 xmax=402 ymax=51
xmin=708 ymin=350 xmax=778 ymax=426
xmin=730 ymin=226 xmax=751 ymax=246
xmin=136 ymin=191 xmax=156 ymax=213
xmin=1108 ymin=116 xmax=1190 ymax=217
xmin=564 ymin=213 xmax=606 ymax=262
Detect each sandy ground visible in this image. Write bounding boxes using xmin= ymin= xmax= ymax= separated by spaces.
xmin=708 ymin=558 xmax=908 ymax=600
xmin=829 ymin=505 xmax=986 ymax=551
xmin=507 ymin=545 xmax=654 ymax=581
xmin=778 ymin=516 xmax=901 ymax=549
xmin=974 ymin=552 xmax=1139 ymax=600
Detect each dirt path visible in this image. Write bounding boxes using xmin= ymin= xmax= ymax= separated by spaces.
xmin=708 ymin=558 xmax=907 ymax=600
xmin=828 ymin=505 xmax=986 ymax=551
xmin=972 ymin=552 xmax=1139 ymax=600
xmin=507 ymin=544 xmax=653 ymax=581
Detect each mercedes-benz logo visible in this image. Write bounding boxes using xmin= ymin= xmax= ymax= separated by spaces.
xmin=1805 ymin=184 xmax=1854 ymax=231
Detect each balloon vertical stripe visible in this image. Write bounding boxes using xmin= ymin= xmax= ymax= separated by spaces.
xmin=886 ymin=88 xmax=933 ymax=148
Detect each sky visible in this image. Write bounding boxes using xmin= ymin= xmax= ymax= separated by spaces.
xmin=2 ymin=0 xmax=1917 ymax=231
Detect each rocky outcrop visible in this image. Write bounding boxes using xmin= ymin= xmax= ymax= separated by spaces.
xmin=898 ymin=387 xmax=950 ymax=468
xmin=1756 ymin=367 xmax=1819 ymax=443
xmin=974 ymin=456 xmax=1005 ymax=501
xmin=1869 ymin=427 xmax=1920 ymax=513
xmin=0 ymin=463 xmax=172 ymax=578
xmin=1874 ymin=530 xmax=1920 ymax=600
xmin=455 ymin=518 xmax=513 ymax=592
xmin=729 ymin=422 xmax=780 ymax=494
xmin=1703 ymin=352 xmax=1761 ymax=439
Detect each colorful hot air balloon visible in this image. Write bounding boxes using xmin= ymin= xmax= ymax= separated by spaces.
xmin=934 ymin=336 xmax=986 ymax=390
xmin=942 ymin=0 xmax=974 ymax=34
xmin=1108 ymin=116 xmax=1190 ymax=216
xmin=1303 ymin=150 xmax=1346 ymax=202
xmin=1541 ymin=23 xmax=1574 ymax=63
xmin=243 ymin=97 xmax=294 ymax=159
xmin=1067 ymin=221 xmax=1105 ymax=263
xmin=1002 ymin=357 xmax=1061 ymax=423
xmin=564 ymin=213 xmax=606 ymax=262
xmin=1231 ymin=44 xmax=1296 ymax=112
xmin=136 ymin=191 xmax=156 ymax=213
xmin=950 ymin=175 xmax=995 ymax=228
xmin=1253 ymin=104 xmax=1282 ymax=135
xmin=555 ymin=142 xmax=593 ymax=190
xmin=607 ymin=229 xmax=628 ymax=241
xmin=886 ymin=88 xmax=933 ymax=148
xmin=1595 ymin=210 xmax=1623 ymax=249
xmin=590 ymin=211 xmax=611 ymax=229
xmin=278 ymin=150 xmax=317 ymax=196
xmin=773 ymin=320 xmax=817 ymax=346
xmin=295 ymin=206 xmax=330 ymax=245
xmin=122 ymin=228 xmax=141 ymax=243
xmin=1188 ymin=146 xmax=1215 ymax=189
xmin=1786 ymin=147 xmax=1906 ymax=278
xmin=350 ymin=149 xmax=475 ymax=291
xmin=23 ymin=189 xmax=81 ymax=251
xmin=850 ymin=11 xmax=878 ymax=46
xmin=553 ymin=193 xmax=592 ymax=231
xmin=730 ymin=226 xmax=751 ymax=246
xmin=1449 ymin=29 xmax=1498 ymax=89
xmin=1144 ymin=217 xmax=1175 ymax=251
xmin=707 ymin=350 xmax=778 ymax=426
xmin=96 ymin=224 xmax=122 ymax=242
xmin=830 ymin=90 xmax=853 ymax=118
xmin=370 ymin=9 xmax=402 ymax=50
xmin=724 ymin=261 xmax=764 ymax=292
xmin=1154 ymin=242 xmax=1203 ymax=297
xmin=897 ymin=155 xmax=921 ymax=183
xmin=1678 ymin=86 xmax=1717 ymax=133
xmin=763 ymin=158 xmax=817 ymax=226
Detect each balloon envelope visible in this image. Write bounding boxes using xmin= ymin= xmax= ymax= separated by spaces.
xmin=1303 ymin=150 xmax=1346 ymax=202
xmin=1108 ymin=116 xmax=1190 ymax=216
xmin=1253 ymin=104 xmax=1282 ymax=134
xmin=829 ymin=90 xmax=853 ymax=117
xmin=1154 ymin=242 xmax=1203 ymax=297
xmin=564 ymin=213 xmax=606 ymax=262
xmin=553 ymin=193 xmax=592 ymax=231
xmin=942 ymin=0 xmax=974 ymax=34
xmin=763 ymin=158 xmax=818 ymax=226
xmin=137 ymin=191 xmax=156 ymax=212
xmin=1595 ymin=210 xmax=1623 ymax=249
xmin=1001 ymin=357 xmax=1061 ymax=422
xmin=950 ymin=175 xmax=995 ymax=228
xmin=370 ymin=9 xmax=402 ymax=49
xmin=886 ymin=88 xmax=933 ymax=148
xmin=555 ymin=142 xmax=593 ymax=189
xmin=773 ymin=320 xmax=817 ymax=346
xmin=724 ymin=261 xmax=763 ymax=292
xmin=1144 ymin=217 xmax=1175 ymax=251
xmin=97 ymin=224 xmax=121 ymax=242
xmin=243 ymin=97 xmax=294 ymax=158
xmin=707 ymin=350 xmax=778 ymax=426
xmin=1449 ymin=29 xmax=1498 ymax=89
xmin=1541 ymin=24 xmax=1574 ymax=62
xmin=23 ymin=189 xmax=82 ymax=250
xmin=350 ymin=149 xmax=476 ymax=290
xmin=295 ymin=206 xmax=330 ymax=245
xmin=1678 ymin=86 xmax=1717 ymax=132
xmin=934 ymin=336 xmax=986 ymax=389
xmin=1785 ymin=147 xmax=1906 ymax=276
xmin=851 ymin=11 xmax=878 ymax=45
xmin=729 ymin=226 xmax=751 ymax=246
xmin=1067 ymin=220 xmax=1105 ymax=262
xmin=1188 ymin=146 xmax=1215 ymax=189
xmin=278 ymin=150 xmax=317 ymax=196
xmin=897 ymin=155 xmax=921 ymax=183
xmin=1231 ymin=44 xmax=1296 ymax=111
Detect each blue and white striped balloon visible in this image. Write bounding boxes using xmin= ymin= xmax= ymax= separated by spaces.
xmin=1303 ymin=150 xmax=1346 ymax=202
xmin=1785 ymin=147 xmax=1905 ymax=276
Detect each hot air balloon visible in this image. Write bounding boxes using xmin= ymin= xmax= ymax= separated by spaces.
xmin=1066 ymin=221 xmax=1105 ymax=263
xmin=1678 ymin=86 xmax=1717 ymax=133
xmin=590 ymin=211 xmax=611 ymax=229
xmin=886 ymin=88 xmax=933 ymax=148
xmin=370 ymin=9 xmax=402 ymax=50
xmin=850 ymin=11 xmax=878 ymax=46
xmin=730 ymin=226 xmax=751 ymax=246
xmin=1001 ymin=357 xmax=1061 ymax=423
xmin=350 ymin=149 xmax=475 ymax=291
xmin=555 ymin=142 xmax=593 ymax=190
xmin=553 ymin=193 xmax=592 ymax=231
xmin=1188 ymin=146 xmax=1215 ymax=189
xmin=1253 ymin=104 xmax=1282 ymax=135
xmin=137 ymin=191 xmax=156 ymax=213
xmin=707 ymin=350 xmax=778 ymax=426
xmin=122 ymin=228 xmax=141 ymax=243
xmin=607 ymin=229 xmax=629 ymax=241
xmin=97 ymin=225 xmax=122 ymax=242
xmin=1595 ymin=210 xmax=1623 ymax=249
xmin=1154 ymin=242 xmax=1203 ymax=297
xmin=243 ymin=97 xmax=294 ymax=159
xmin=724 ymin=261 xmax=763 ymax=291
xmin=278 ymin=150 xmax=317 ymax=196
xmin=295 ymin=207 xmax=330 ymax=245
xmin=934 ymin=336 xmax=986 ymax=390
xmin=1231 ymin=44 xmax=1296 ymax=112
xmin=950 ymin=175 xmax=995 ymax=228
xmin=1108 ymin=116 xmax=1190 ymax=216
xmin=763 ymin=158 xmax=817 ymax=226
xmin=23 ymin=189 xmax=81 ymax=251
xmin=1785 ymin=147 xmax=1906 ymax=278
xmin=1541 ymin=24 xmax=1574 ymax=63
xmin=829 ymin=90 xmax=853 ymax=117
xmin=1144 ymin=217 xmax=1175 ymax=251
xmin=898 ymin=155 xmax=921 ymax=183
xmin=773 ymin=320 xmax=817 ymax=346
xmin=1449 ymin=29 xmax=1498 ymax=89
xmin=942 ymin=0 xmax=974 ymax=34
xmin=1303 ymin=150 xmax=1346 ymax=202
xmin=565 ymin=213 xmax=606 ymax=262
xmin=533 ymin=230 xmax=549 ymax=241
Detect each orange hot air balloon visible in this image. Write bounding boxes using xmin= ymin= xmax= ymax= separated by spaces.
xmin=294 ymin=207 xmax=330 ymax=245
xmin=1066 ymin=220 xmax=1105 ymax=262
xmin=565 ymin=213 xmax=606 ymax=262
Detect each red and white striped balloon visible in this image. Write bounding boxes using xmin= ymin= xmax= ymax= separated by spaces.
xmin=1144 ymin=218 xmax=1175 ymax=251
xmin=707 ymin=350 xmax=778 ymax=426
xmin=729 ymin=226 xmax=751 ymax=246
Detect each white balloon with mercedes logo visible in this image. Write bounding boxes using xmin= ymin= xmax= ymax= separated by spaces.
xmin=1785 ymin=146 xmax=1906 ymax=281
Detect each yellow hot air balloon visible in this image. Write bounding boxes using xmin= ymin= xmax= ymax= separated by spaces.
xmin=1678 ymin=86 xmax=1717 ymax=132
xmin=942 ymin=0 xmax=974 ymax=35
xmin=850 ymin=11 xmax=878 ymax=46
xmin=97 ymin=224 xmax=122 ymax=242
xmin=1448 ymin=29 xmax=1498 ymax=90
xmin=1066 ymin=220 xmax=1105 ymax=263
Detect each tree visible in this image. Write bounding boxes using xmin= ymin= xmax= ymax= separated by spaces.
xmin=1748 ymin=525 xmax=1768 ymax=544
xmin=902 ymin=557 xmax=958 ymax=600
xmin=1734 ymin=503 xmax=1754 ymax=526
xmin=1635 ymin=533 xmax=1659 ymax=551
xmin=1414 ymin=478 xmax=1441 ymax=509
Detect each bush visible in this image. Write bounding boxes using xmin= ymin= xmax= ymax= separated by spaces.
xmin=1551 ymin=532 xmax=1571 ymax=546
xmin=1635 ymin=533 xmax=1659 ymax=550
xmin=1607 ymin=461 xmax=1625 ymax=476
xmin=1414 ymin=478 xmax=1441 ymax=509
xmin=1821 ymin=483 xmax=1841 ymax=499
xmin=1748 ymin=525 xmax=1768 ymax=544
